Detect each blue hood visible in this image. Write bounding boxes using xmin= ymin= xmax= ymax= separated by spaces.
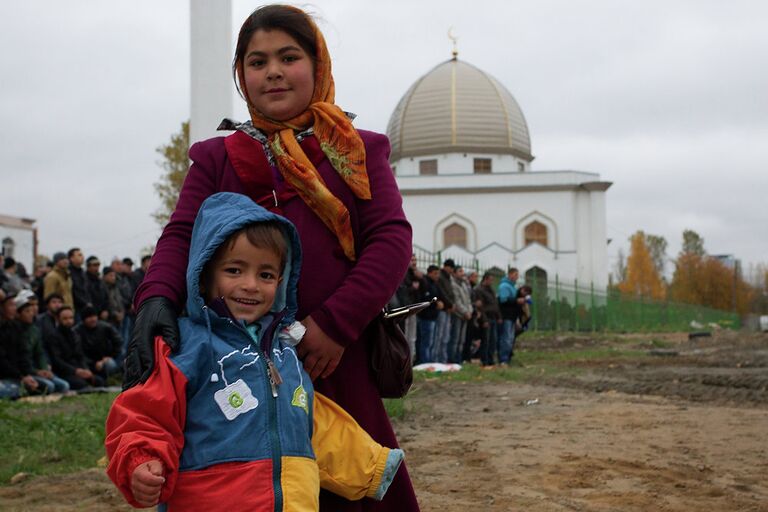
xmin=185 ymin=192 xmax=302 ymax=326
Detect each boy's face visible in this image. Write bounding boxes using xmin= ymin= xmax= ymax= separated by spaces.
xmin=207 ymin=233 xmax=282 ymax=324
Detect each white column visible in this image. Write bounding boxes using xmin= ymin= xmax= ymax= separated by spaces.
xmin=589 ymin=190 xmax=609 ymax=290
xmin=190 ymin=0 xmax=233 ymax=144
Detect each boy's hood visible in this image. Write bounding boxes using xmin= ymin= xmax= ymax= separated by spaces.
xmin=186 ymin=192 xmax=302 ymax=325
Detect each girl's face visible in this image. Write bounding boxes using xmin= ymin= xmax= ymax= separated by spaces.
xmin=243 ymin=29 xmax=315 ymax=121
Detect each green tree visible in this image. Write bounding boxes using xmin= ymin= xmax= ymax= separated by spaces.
xmin=612 ymin=248 xmax=627 ymax=287
xmin=153 ymin=121 xmax=190 ymax=227
xmin=681 ymin=229 xmax=705 ymax=256
xmin=645 ymin=234 xmax=668 ymax=277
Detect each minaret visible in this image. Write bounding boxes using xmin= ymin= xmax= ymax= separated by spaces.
xmin=190 ymin=0 xmax=233 ymax=144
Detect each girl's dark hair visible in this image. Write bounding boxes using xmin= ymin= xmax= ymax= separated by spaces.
xmin=233 ymin=5 xmax=317 ymax=92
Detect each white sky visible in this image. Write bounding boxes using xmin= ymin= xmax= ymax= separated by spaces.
xmin=1 ymin=0 xmax=766 ymax=278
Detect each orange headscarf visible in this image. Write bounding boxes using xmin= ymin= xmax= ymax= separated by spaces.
xmin=235 ymin=7 xmax=370 ymax=261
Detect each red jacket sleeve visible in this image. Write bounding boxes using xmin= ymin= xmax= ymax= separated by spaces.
xmin=105 ymin=338 xmax=187 ymax=507
xmin=310 ymin=131 xmax=413 ymax=346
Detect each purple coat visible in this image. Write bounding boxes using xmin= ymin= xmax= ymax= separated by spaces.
xmin=135 ymin=129 xmax=419 ymax=511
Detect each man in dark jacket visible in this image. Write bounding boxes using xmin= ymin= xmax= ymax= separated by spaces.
xmin=395 ymin=254 xmax=422 ymax=359
xmin=474 ymin=272 xmax=502 ymax=367
xmin=434 ymin=259 xmax=456 ymax=363
xmin=68 ymin=248 xmax=91 ymax=318
xmin=102 ymin=267 xmax=125 ymax=328
xmin=131 ymin=254 xmax=151 ymax=290
xmin=416 ymin=265 xmax=443 ymax=364
xmin=0 ymin=294 xmax=41 ymax=398
xmin=74 ymin=306 xmax=122 ymax=380
xmin=16 ymin=291 xmax=69 ymax=393
xmin=37 ymin=292 xmax=64 ymax=352
xmin=116 ymin=258 xmax=137 ymax=347
xmin=85 ymin=256 xmax=109 ymax=320
xmin=46 ymin=306 xmax=104 ymax=390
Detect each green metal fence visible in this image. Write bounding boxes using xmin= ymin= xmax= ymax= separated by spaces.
xmin=528 ymin=275 xmax=740 ymax=332
xmin=412 ymin=246 xmax=740 ymax=332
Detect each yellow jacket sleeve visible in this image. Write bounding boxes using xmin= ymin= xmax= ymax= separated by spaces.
xmin=312 ymin=392 xmax=402 ymax=501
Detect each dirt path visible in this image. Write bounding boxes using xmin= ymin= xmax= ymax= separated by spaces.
xmin=2 ymin=331 xmax=766 ymax=511
xmin=399 ymin=381 xmax=768 ymax=512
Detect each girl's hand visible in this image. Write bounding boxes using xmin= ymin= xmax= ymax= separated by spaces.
xmin=297 ymin=316 xmax=344 ymax=381
xmin=131 ymin=459 xmax=165 ymax=507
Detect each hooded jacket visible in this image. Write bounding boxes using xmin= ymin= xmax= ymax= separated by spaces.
xmin=106 ymin=193 xmax=400 ymax=512
xmin=497 ymin=276 xmax=519 ymax=320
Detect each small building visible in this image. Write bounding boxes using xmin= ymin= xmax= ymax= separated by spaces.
xmin=0 ymin=214 xmax=38 ymax=274
xmin=387 ymin=56 xmax=612 ymax=289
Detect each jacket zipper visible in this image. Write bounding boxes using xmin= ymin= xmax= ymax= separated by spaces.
xmin=228 ymin=317 xmax=284 ymax=512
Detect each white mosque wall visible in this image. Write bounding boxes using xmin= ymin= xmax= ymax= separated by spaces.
xmin=0 ymin=224 xmax=36 ymax=273
xmin=392 ymin=152 xmax=529 ymax=176
xmin=399 ymin=185 xmax=609 ymax=289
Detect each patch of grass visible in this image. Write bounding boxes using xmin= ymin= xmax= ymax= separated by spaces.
xmin=0 ymin=392 xmax=117 ymax=485
xmin=517 ymin=347 xmax=646 ymax=365
xmin=650 ymin=339 xmax=673 ymax=348
xmin=383 ymin=397 xmax=407 ymax=420
xmin=410 ymin=347 xmax=645 ymax=385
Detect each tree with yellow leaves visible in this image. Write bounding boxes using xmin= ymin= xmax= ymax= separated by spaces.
xmin=669 ymin=229 xmax=754 ymax=314
xmin=618 ymin=231 xmax=666 ymax=300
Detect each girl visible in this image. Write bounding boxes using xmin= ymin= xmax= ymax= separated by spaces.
xmin=124 ymin=5 xmax=418 ymax=511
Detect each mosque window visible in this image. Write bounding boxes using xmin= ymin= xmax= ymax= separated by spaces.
xmin=1 ymin=237 xmax=14 ymax=258
xmin=524 ymin=221 xmax=548 ymax=247
xmin=419 ymin=159 xmax=438 ymax=175
xmin=518 ymin=162 xmax=525 ymax=172
xmin=474 ymin=158 xmax=492 ymax=173
xmin=443 ymin=223 xmax=467 ymax=248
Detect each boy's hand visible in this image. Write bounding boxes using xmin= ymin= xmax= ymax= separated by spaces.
xmin=131 ymin=459 xmax=165 ymax=507
xmin=21 ymin=375 xmax=38 ymax=391
xmin=298 ymin=316 xmax=344 ymax=381
xmin=75 ymin=368 xmax=93 ymax=380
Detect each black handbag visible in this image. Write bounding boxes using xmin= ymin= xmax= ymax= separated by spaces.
xmin=366 ymin=313 xmax=413 ymax=399
xmin=366 ymin=299 xmax=435 ymax=399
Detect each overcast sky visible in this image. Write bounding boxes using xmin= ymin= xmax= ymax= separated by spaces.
xmin=1 ymin=0 xmax=766 ymax=279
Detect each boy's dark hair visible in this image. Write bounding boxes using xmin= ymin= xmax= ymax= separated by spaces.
xmin=427 ymin=265 xmax=439 ymax=273
xmin=56 ymin=305 xmax=74 ymax=317
xmin=44 ymin=293 xmax=64 ymax=305
xmin=233 ymin=5 xmax=317 ymax=97
xmin=81 ymin=305 xmax=99 ymax=319
xmin=201 ymin=222 xmax=288 ymax=294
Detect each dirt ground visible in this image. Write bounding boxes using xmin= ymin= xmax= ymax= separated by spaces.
xmin=2 ymin=330 xmax=767 ymax=511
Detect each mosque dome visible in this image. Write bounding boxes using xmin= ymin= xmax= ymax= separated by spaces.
xmin=386 ymin=58 xmax=533 ymax=163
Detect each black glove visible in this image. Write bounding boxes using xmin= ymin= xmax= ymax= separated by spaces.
xmin=122 ymin=297 xmax=180 ymax=390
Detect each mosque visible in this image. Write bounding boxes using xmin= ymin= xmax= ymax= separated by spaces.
xmin=386 ymin=53 xmax=612 ymax=289
xmin=188 ymin=1 xmax=611 ymax=290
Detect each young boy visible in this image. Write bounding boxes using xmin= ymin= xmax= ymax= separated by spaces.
xmin=514 ymin=285 xmax=534 ymax=336
xmin=105 ymin=193 xmax=402 ymax=511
